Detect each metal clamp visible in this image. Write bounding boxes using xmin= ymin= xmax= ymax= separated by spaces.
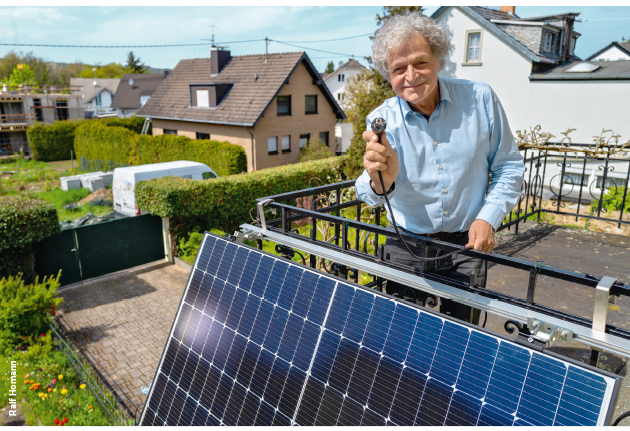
xmin=257 ymin=198 xmax=274 ymax=231
xmin=234 ymin=229 xmax=263 ymax=244
xmin=593 ymin=276 xmax=617 ymax=333
xmin=527 ymin=318 xmax=574 ymax=347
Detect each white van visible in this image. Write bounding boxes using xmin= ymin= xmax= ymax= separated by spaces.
xmin=113 ymin=161 xmax=218 ymax=216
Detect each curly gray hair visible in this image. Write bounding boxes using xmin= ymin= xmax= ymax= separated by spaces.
xmin=372 ymin=12 xmax=451 ymax=79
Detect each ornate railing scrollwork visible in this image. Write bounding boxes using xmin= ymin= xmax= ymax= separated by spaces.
xmin=504 ymin=319 xmax=531 ymax=335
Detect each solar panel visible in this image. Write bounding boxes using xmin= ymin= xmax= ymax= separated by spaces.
xmin=139 ymin=232 xmax=620 ymax=426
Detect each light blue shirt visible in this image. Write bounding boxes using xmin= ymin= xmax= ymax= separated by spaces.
xmin=356 ymin=77 xmax=525 ymax=234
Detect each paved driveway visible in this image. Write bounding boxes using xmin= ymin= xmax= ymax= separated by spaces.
xmin=57 ymin=260 xmax=189 ymax=418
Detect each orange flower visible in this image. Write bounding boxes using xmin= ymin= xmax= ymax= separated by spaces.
xmin=30 ymin=379 xmax=34 ymax=384
xmin=48 ymin=388 xmax=52 ymax=392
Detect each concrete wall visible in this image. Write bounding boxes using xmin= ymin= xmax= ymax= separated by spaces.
xmin=252 ymin=61 xmax=338 ymax=170
xmin=436 ymin=7 xmax=630 ymax=144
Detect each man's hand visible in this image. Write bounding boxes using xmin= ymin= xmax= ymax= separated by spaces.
xmin=466 ymin=219 xmax=496 ymax=252
xmin=363 ymin=130 xmax=399 ymax=194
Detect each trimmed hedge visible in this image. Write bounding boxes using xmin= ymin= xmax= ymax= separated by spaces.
xmin=26 ymin=116 xmax=150 ymax=162
xmin=0 ymin=195 xmax=60 ymax=283
xmin=27 ymin=120 xmax=86 ymax=162
xmin=135 ymin=156 xmax=347 ymax=234
xmin=75 ymin=121 xmax=247 ymax=177
xmin=74 ymin=121 xmax=135 ymax=163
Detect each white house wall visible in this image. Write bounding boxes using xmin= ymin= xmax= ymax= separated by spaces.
xmin=324 ymin=67 xmax=364 ymax=111
xmin=435 ymin=7 xmax=630 ymax=145
xmin=591 ymin=46 xmax=630 ymax=61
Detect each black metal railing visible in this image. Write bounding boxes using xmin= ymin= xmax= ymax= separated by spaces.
xmin=501 ymin=144 xmax=630 ymax=232
xmin=253 ymin=156 xmax=630 ymax=346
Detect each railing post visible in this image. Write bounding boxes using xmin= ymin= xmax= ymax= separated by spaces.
xmin=162 ymin=217 xmax=173 ymax=264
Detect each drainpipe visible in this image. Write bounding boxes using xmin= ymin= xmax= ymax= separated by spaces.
xmin=244 ymin=126 xmax=255 ymax=171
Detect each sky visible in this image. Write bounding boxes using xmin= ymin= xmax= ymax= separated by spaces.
xmin=1 ymin=5 xmax=629 ymax=73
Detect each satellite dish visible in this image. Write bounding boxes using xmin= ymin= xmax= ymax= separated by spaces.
xmin=128 ymin=79 xmax=134 ymax=86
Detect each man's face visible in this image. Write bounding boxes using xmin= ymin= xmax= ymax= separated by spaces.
xmin=387 ymin=35 xmax=440 ymax=107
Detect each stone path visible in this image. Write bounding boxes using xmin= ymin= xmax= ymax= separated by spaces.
xmin=56 ymin=260 xmax=189 ymax=419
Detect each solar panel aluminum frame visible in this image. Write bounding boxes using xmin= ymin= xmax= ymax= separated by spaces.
xmin=242 ymin=223 xmax=630 ymax=359
xmin=139 ymin=231 xmax=621 ymax=426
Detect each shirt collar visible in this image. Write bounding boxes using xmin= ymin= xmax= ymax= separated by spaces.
xmin=398 ymin=76 xmax=451 ymax=118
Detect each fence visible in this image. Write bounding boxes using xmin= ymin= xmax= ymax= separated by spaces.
xmin=80 ymin=156 xmax=128 ymax=173
xmin=500 ymin=144 xmax=630 ymax=233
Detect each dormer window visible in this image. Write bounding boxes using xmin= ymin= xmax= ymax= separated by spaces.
xmin=338 ymin=74 xmax=345 ymax=82
xmin=189 ymin=83 xmax=232 ymax=108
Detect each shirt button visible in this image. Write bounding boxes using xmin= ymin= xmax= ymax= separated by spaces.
xmin=444 ymin=189 xmax=447 ymax=193
xmin=434 ymin=141 xmax=438 ymax=146
xmin=444 ymin=211 xmax=449 ymax=215
xmin=439 ymin=165 xmax=443 ymax=170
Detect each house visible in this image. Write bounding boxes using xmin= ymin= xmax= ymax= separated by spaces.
xmin=431 ymin=7 xmax=630 ymax=144
xmin=322 ymin=59 xmax=367 ymax=112
xmin=111 ymin=73 xmax=167 ymax=119
xmin=70 ymin=78 xmax=120 ymax=118
xmin=137 ymin=48 xmax=345 ymax=171
xmin=586 ymin=41 xmax=630 ymax=61
xmin=0 ymin=83 xmax=83 ymax=155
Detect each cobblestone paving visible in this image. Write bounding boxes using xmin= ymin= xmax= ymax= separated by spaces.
xmin=57 ymin=261 xmax=189 ymax=418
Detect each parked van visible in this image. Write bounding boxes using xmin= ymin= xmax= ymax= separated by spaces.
xmin=113 ymin=161 xmax=218 ymax=216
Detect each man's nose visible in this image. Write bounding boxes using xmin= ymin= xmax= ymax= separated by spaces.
xmin=405 ymin=64 xmax=418 ymax=81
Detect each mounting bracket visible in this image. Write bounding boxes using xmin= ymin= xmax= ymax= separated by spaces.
xmin=256 ymin=198 xmax=274 ymax=231
xmin=234 ymin=228 xmax=263 ymax=244
xmin=593 ymin=276 xmax=617 ymax=333
xmin=527 ymin=317 xmax=574 ymax=347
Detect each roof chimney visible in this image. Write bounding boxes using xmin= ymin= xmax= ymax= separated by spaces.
xmin=210 ymin=47 xmax=231 ymax=76
xmin=500 ymin=6 xmax=515 ymax=15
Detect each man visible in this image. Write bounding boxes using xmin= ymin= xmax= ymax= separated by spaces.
xmin=355 ymin=12 xmax=525 ymax=324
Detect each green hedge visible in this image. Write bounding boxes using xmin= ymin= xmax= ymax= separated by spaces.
xmin=26 ymin=116 xmax=150 ymax=162
xmin=135 ymin=156 xmax=347 ymax=234
xmin=0 ymin=195 xmax=60 ymax=282
xmin=74 ymin=121 xmax=135 ymax=163
xmin=27 ymin=120 xmax=86 ymax=161
xmin=75 ymin=121 xmax=247 ymax=177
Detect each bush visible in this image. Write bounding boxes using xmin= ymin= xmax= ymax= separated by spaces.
xmin=27 ymin=120 xmax=86 ymax=162
xmin=0 ymin=195 xmax=60 ymax=282
xmin=298 ymin=137 xmax=334 ymax=163
xmin=102 ymin=115 xmax=150 ymax=135
xmin=74 ymin=121 xmax=136 ymax=163
xmin=130 ymin=134 xmax=247 ymax=177
xmin=0 ymin=272 xmax=62 ymax=350
xmin=136 ymin=156 xmax=347 ymax=235
xmin=590 ymin=186 xmax=630 ymax=214
xmin=0 ymin=195 xmax=60 ymax=251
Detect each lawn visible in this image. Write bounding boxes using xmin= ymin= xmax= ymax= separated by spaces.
xmin=36 ymin=187 xmax=113 ymax=222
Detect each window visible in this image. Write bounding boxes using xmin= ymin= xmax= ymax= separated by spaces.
xmin=277 ymin=95 xmax=291 ymax=116
xmin=466 ymin=32 xmax=481 ymax=62
xmin=562 ymin=172 xmax=588 ymax=187
xmin=299 ymin=134 xmax=310 ymax=149
xmin=319 ymin=131 xmax=329 ymax=147
xmin=337 ymin=93 xmax=344 ymax=101
xmin=281 ymin=135 xmax=291 ymax=152
xmin=305 ymin=95 xmax=317 ymax=114
xmin=338 ymin=74 xmax=345 ymax=82
xmin=164 ymin=129 xmax=178 ymax=135
xmin=544 ymin=33 xmax=554 ymax=53
xmin=196 ymin=132 xmax=210 ymax=140
xmin=203 ymin=171 xmax=217 ymax=179
xmin=196 ymin=89 xmax=210 ymax=107
xmin=55 ymin=100 xmax=69 ymax=121
xmin=268 ymin=136 xmax=278 ymax=154
xmin=33 ymin=99 xmax=43 ymax=122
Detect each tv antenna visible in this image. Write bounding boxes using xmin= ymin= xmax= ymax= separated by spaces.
xmin=204 ymin=25 xmax=218 ymax=48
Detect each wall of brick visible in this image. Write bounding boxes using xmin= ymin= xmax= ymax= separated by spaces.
xmin=252 ymin=61 xmax=338 ymax=171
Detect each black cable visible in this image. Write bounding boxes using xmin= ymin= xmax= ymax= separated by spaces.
xmin=482 ymin=310 xmax=488 ymax=328
xmin=613 ymin=411 xmax=630 ymax=426
xmin=371 ymin=118 xmax=470 ymax=262
xmin=0 ymin=39 xmax=266 ymax=48
xmin=276 ymin=33 xmax=373 ymax=43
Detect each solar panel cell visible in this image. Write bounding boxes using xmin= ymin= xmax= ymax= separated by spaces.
xmin=140 ymin=233 xmax=619 ymax=427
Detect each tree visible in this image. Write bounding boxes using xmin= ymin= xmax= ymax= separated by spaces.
xmin=344 ymin=6 xmax=425 ymax=178
xmin=0 ymin=51 xmax=48 ymax=85
xmin=298 ymin=137 xmax=334 ymax=163
xmin=78 ymin=63 xmax=126 ymax=79
xmin=125 ymin=51 xmax=147 ymax=74
xmin=376 ymin=6 xmax=425 ymax=26
xmin=324 ymin=61 xmax=335 ymax=73
xmin=1 ymin=64 xmax=36 ymax=87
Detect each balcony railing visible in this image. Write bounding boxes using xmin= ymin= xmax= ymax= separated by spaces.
xmin=0 ymin=84 xmax=83 ymax=95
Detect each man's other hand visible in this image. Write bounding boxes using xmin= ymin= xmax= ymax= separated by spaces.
xmin=466 ymin=219 xmax=496 ymax=252
xmin=363 ymin=130 xmax=399 ymax=195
